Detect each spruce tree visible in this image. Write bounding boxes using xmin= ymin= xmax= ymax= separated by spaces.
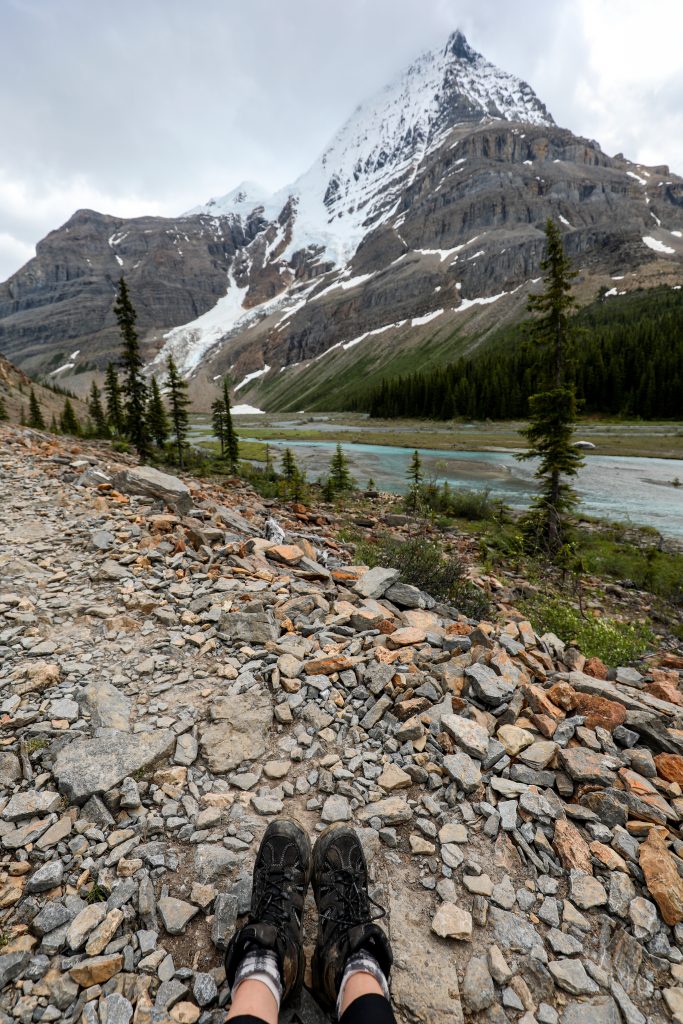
xmin=406 ymin=449 xmax=423 ymax=512
xmin=211 ymin=397 xmax=226 ymax=456
xmin=50 ymin=413 xmax=58 ymax=432
xmin=0 ymin=394 xmax=8 ymax=421
xmin=20 ymin=405 xmax=27 ymax=426
xmin=88 ymin=381 xmax=109 ymax=438
xmin=165 ymin=355 xmax=190 ymax=467
xmin=222 ymin=376 xmax=239 ymax=472
xmin=114 ymin=277 xmax=148 ymax=456
xmin=104 ymin=362 xmax=125 ymax=436
xmin=147 ymin=376 xmax=170 ymax=449
xmin=28 ymin=387 xmax=45 ymax=429
xmin=281 ymin=448 xmax=297 ymax=487
xmin=59 ymin=398 xmax=81 ymax=435
xmin=518 ymin=219 xmax=583 ymax=555
xmin=329 ymin=443 xmax=353 ymax=493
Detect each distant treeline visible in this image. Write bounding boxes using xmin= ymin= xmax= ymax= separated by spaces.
xmin=349 ymin=287 xmax=683 ymax=420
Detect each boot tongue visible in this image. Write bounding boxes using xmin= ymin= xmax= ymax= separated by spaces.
xmin=344 ymin=923 xmax=393 ymax=981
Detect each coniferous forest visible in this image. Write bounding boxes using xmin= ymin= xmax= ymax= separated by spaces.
xmin=351 ymin=287 xmax=683 ymax=420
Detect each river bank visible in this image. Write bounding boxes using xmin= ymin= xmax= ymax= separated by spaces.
xmin=191 ymin=415 xmax=683 ymax=540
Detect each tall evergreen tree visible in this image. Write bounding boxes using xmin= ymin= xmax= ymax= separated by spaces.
xmin=0 ymin=394 xmax=8 ymax=421
xmin=114 ymin=277 xmax=148 ymax=457
xmin=329 ymin=443 xmax=353 ymax=493
xmin=281 ymin=448 xmax=298 ymax=486
xmin=104 ymin=362 xmax=125 ymax=435
xmin=88 ymin=381 xmax=109 ymax=438
xmin=147 ymin=376 xmax=170 ymax=449
xmin=211 ymin=397 xmax=227 ymax=456
xmin=59 ymin=398 xmax=81 ymax=436
xmin=165 ymin=356 xmax=190 ymax=467
xmin=28 ymin=387 xmax=45 ymax=429
xmin=518 ymin=219 xmax=583 ymax=555
xmin=20 ymin=405 xmax=27 ymax=426
xmin=222 ymin=376 xmax=239 ymax=472
xmin=406 ymin=449 xmax=423 ymax=512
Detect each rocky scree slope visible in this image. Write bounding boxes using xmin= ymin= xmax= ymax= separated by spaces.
xmin=0 ymin=30 xmax=682 ymax=403
xmin=2 ymin=424 xmax=683 ymax=1023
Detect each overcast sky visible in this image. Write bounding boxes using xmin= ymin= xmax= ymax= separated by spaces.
xmin=1 ymin=0 xmax=682 ymax=281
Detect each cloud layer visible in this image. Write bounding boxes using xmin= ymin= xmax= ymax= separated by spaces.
xmin=1 ymin=0 xmax=681 ymax=280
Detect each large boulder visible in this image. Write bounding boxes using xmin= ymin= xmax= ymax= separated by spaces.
xmin=112 ymin=465 xmax=192 ymax=515
xmin=53 ymin=729 xmax=175 ymax=802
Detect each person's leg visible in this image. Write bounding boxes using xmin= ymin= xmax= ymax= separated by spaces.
xmin=311 ymin=825 xmax=396 ymax=1023
xmin=224 ymin=819 xmax=311 ymax=1021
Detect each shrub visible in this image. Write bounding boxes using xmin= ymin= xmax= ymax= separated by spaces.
xmin=356 ymin=533 xmax=491 ymax=618
xmin=408 ymin=482 xmax=504 ymax=522
xmin=524 ymin=597 xmax=655 ymax=666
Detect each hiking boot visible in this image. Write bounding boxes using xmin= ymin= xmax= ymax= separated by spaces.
xmin=311 ymin=824 xmax=392 ymax=1009
xmin=225 ymin=818 xmax=311 ymax=1001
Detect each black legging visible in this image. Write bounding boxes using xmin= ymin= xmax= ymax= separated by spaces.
xmin=230 ymin=993 xmax=396 ymax=1023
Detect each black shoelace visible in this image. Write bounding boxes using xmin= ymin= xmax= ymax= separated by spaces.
xmin=254 ymin=865 xmax=302 ymax=929
xmin=320 ymin=868 xmax=386 ymax=938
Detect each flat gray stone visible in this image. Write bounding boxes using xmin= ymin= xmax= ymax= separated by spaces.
xmin=322 ymin=795 xmax=352 ymax=822
xmin=462 ymin=956 xmax=495 ymax=1012
xmin=0 ymin=753 xmax=21 ymax=788
xmin=26 ymin=860 xmax=64 ymax=893
xmin=443 ymin=751 xmax=482 ymax=793
xmin=2 ymin=790 xmax=61 ymax=821
xmin=219 ymin=608 xmax=280 ymax=644
xmin=112 ymin=465 xmax=192 ymax=515
xmin=354 ymin=567 xmax=401 ymax=599
xmin=490 ymin=908 xmax=543 ymax=955
xmin=441 ymin=714 xmax=489 ymax=759
xmin=465 ymin=664 xmax=515 ymax=707
xmin=561 ymin=996 xmax=622 ymax=1024
xmin=80 ymin=679 xmax=131 ymax=731
xmin=158 ymin=896 xmax=198 ymax=935
xmin=549 ymin=959 xmax=600 ymax=996
xmin=194 ymin=844 xmax=237 ymax=883
xmin=200 ymin=689 xmax=273 ymax=773
xmin=53 ymin=729 xmax=175 ymax=802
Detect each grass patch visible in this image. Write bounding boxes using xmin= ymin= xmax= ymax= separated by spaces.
xmin=576 ymin=528 xmax=683 ymax=605
xmin=85 ymin=881 xmax=108 ymax=904
xmin=355 ymin=533 xmax=491 ymax=619
xmin=24 ymin=737 xmax=49 ymax=754
xmin=524 ymin=596 xmax=655 ymax=666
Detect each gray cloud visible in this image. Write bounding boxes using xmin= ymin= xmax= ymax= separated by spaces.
xmin=1 ymin=0 xmax=681 ymax=280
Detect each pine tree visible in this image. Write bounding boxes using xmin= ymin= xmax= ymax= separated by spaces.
xmin=222 ymin=376 xmax=239 ymax=472
xmin=211 ymin=397 xmax=226 ymax=456
xmin=518 ymin=219 xmax=583 ymax=555
xmin=406 ymin=449 xmax=423 ymax=512
xmin=59 ymin=398 xmax=81 ymax=436
xmin=28 ymin=387 xmax=45 ymax=429
xmin=264 ymin=443 xmax=276 ymax=480
xmin=115 ymin=277 xmax=149 ymax=457
xmin=147 ymin=376 xmax=170 ymax=449
xmin=0 ymin=394 xmax=8 ymax=421
xmin=19 ymin=405 xmax=27 ymax=426
xmin=165 ymin=355 xmax=190 ymax=467
xmin=281 ymin=448 xmax=297 ymax=486
xmin=329 ymin=443 xmax=353 ymax=493
xmin=104 ymin=362 xmax=125 ymax=436
xmin=50 ymin=413 xmax=58 ymax=432
xmin=88 ymin=381 xmax=109 ymax=438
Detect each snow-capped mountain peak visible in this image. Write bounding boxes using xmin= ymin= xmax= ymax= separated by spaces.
xmin=187 ymin=30 xmax=553 ymax=258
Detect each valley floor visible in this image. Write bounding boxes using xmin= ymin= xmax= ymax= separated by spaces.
xmin=195 ymin=413 xmax=683 ymax=461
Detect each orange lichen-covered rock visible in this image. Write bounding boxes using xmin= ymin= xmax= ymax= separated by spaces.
xmin=639 ymin=827 xmax=683 ymax=925
xmin=583 ymin=656 xmax=609 ymax=680
xmin=646 ymin=681 xmax=683 ymax=705
xmin=546 ymin=683 xmax=626 ymax=732
xmin=553 ymin=818 xmax=593 ymax=875
xmin=655 ymin=754 xmax=683 ymax=786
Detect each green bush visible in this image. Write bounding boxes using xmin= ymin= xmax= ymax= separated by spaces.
xmin=524 ymin=597 xmax=655 ymax=666
xmin=356 ymin=533 xmax=491 ymax=618
xmin=408 ymin=482 xmax=504 ymax=522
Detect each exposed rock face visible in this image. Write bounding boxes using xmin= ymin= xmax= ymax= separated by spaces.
xmin=1 ymin=32 xmax=681 ymax=396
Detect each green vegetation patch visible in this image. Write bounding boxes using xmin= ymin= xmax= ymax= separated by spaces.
xmin=354 ymin=533 xmax=491 ymax=620
xmin=523 ymin=596 xmax=655 ymax=666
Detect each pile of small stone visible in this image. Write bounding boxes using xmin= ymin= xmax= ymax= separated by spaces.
xmin=1 ymin=426 xmax=683 ymax=1024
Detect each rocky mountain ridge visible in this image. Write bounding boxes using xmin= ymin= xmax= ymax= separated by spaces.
xmin=0 ymin=31 xmax=682 ymax=406
xmin=2 ymin=424 xmax=683 ymax=1023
